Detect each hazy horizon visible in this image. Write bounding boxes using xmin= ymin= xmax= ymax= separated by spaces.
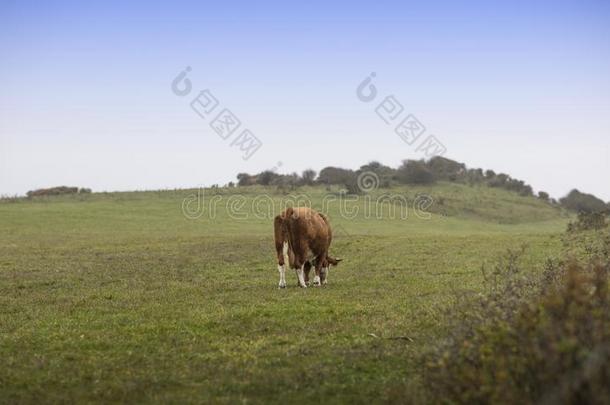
xmin=1 ymin=0 xmax=609 ymax=200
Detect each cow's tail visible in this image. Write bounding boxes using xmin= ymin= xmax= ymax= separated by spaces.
xmin=280 ymin=207 xmax=296 ymax=268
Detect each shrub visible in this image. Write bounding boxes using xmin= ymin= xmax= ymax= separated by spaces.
xmin=396 ymin=160 xmax=435 ymax=185
xmin=359 ymin=161 xmax=396 ymax=187
xmin=301 ymin=169 xmax=317 ymax=186
xmin=273 ymin=173 xmax=300 ymax=193
xmin=560 ymin=189 xmax=607 ymax=213
xmin=567 ymin=211 xmax=608 ymax=232
xmin=318 ymin=167 xmax=355 ymax=185
xmin=26 ymin=186 xmax=79 ymax=197
xmin=425 ymin=156 xmax=465 ymax=182
xmin=343 ymin=172 xmax=362 ymax=195
xmin=422 ymin=238 xmax=610 ymax=404
xmin=466 ymin=168 xmax=485 ymax=185
xmin=485 ymin=173 xmax=534 ymax=196
xmin=256 ymin=170 xmax=278 ymax=186
xmin=236 ymin=173 xmax=256 ymax=186
xmin=538 ymin=191 xmax=550 ymax=201
xmin=487 ymin=172 xmax=509 ymax=188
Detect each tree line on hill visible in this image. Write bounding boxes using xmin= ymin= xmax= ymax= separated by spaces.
xmin=234 ymin=156 xmax=610 ymax=214
xmin=18 ymin=157 xmax=608 ymax=215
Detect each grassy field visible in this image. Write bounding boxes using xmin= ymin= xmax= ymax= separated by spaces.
xmin=0 ymin=183 xmax=570 ymax=403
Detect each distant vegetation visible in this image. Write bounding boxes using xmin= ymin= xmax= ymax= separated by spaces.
xmin=233 ymin=156 xmax=608 ymax=213
xmin=567 ymin=211 xmax=609 ymax=232
xmin=26 ymin=186 xmax=91 ymax=198
xmin=422 ymin=227 xmax=610 ymax=403
xmin=560 ymin=189 xmax=609 ymax=213
xmin=235 ymin=156 xmax=538 ymax=195
xmin=11 ymin=158 xmax=608 ymax=216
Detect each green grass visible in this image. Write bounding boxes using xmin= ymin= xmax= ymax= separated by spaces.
xmin=0 ymin=184 xmax=569 ymax=403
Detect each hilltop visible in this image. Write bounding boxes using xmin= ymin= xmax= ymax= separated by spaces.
xmin=233 ymin=156 xmax=609 ymax=214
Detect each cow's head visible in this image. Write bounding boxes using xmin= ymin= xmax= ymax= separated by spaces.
xmin=320 ymin=256 xmax=342 ymax=285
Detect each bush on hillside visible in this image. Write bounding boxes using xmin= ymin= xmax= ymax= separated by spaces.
xmin=422 ymin=238 xmax=610 ymax=404
xmin=465 ymin=168 xmax=485 ymax=185
xmin=488 ymin=172 xmax=510 ymax=188
xmin=236 ymin=169 xmax=312 ymax=189
xmin=396 ymin=160 xmax=435 ymax=185
xmin=26 ymin=186 xmax=80 ymax=197
xmin=359 ymin=161 xmax=396 ymax=188
xmin=486 ymin=172 xmax=534 ymax=196
xmin=256 ymin=170 xmax=279 ymax=186
xmin=236 ymin=172 xmax=257 ymax=186
xmin=272 ymin=173 xmax=300 ymax=193
xmin=343 ymin=172 xmax=363 ymax=195
xmin=567 ymin=211 xmax=608 ymax=232
xmin=425 ymin=156 xmax=465 ymax=181
xmin=317 ymin=166 xmax=356 ymax=185
xmin=560 ymin=189 xmax=608 ymax=213
xmin=301 ymin=169 xmax=317 ymax=186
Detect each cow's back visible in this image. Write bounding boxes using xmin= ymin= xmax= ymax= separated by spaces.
xmin=282 ymin=207 xmax=331 ymax=263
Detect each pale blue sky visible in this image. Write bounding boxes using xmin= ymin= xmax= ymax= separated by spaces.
xmin=1 ymin=0 xmax=609 ymax=200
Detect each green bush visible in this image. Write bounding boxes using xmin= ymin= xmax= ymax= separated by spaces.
xmin=423 ymin=237 xmax=610 ymax=404
xmin=236 ymin=172 xmax=256 ymax=186
xmin=568 ymin=212 xmax=608 ymax=232
xmin=26 ymin=186 xmax=79 ymax=197
xmin=425 ymin=156 xmax=465 ymax=181
xmin=560 ymin=189 xmax=607 ymax=213
xmin=396 ymin=160 xmax=435 ymax=185
xmin=300 ymin=169 xmax=317 ymax=186
xmin=318 ymin=166 xmax=356 ymax=185
xmin=359 ymin=161 xmax=396 ymax=187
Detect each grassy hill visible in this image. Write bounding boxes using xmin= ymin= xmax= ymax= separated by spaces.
xmin=0 ymin=184 xmax=570 ymax=403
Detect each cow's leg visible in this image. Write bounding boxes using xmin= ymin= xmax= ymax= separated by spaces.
xmin=274 ymin=218 xmax=287 ymax=289
xmin=303 ymin=261 xmax=312 ymax=286
xmin=320 ymin=266 xmax=329 ymax=285
xmin=320 ymin=258 xmax=329 ymax=285
xmin=295 ymin=261 xmax=308 ymax=288
xmin=278 ymin=264 xmax=286 ymax=288
xmin=276 ymin=241 xmax=288 ymax=289
xmin=313 ymin=256 xmax=323 ymax=287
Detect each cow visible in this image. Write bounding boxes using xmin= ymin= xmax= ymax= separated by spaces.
xmin=274 ymin=207 xmax=341 ymax=288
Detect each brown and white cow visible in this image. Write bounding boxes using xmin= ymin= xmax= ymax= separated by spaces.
xmin=274 ymin=207 xmax=341 ymax=288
